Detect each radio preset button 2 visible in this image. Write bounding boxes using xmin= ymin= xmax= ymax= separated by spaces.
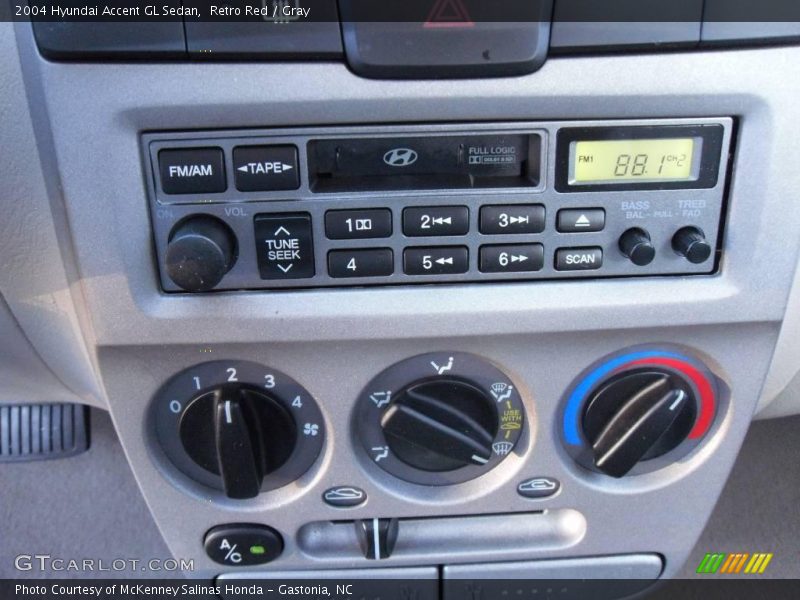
xmin=403 ymin=206 xmax=469 ymax=237
xmin=404 ymin=247 xmax=468 ymax=275
xmin=479 ymin=205 xmax=545 ymax=235
xmin=254 ymin=213 xmax=315 ymax=279
xmin=555 ymin=247 xmax=603 ymax=271
xmin=325 ymin=209 xmax=392 ymax=240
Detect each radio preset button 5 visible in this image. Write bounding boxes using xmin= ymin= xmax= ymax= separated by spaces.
xmin=557 ymin=209 xmax=605 ymax=233
xmin=325 ymin=209 xmax=392 ymax=240
xmin=480 ymin=205 xmax=545 ymax=235
xmin=404 ymin=247 xmax=468 ymax=275
xmin=480 ymin=244 xmax=544 ymax=273
xmin=555 ymin=247 xmax=603 ymax=271
xmin=233 ymin=145 xmax=300 ymax=192
xmin=158 ymin=147 xmax=226 ymax=195
xmin=328 ymin=249 xmax=394 ymax=278
xmin=254 ymin=213 xmax=315 ymax=279
xmin=403 ymin=206 xmax=469 ymax=237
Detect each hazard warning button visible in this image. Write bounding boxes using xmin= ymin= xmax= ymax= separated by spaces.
xmin=338 ymin=0 xmax=552 ymax=78
xmin=233 ymin=145 xmax=300 ymax=192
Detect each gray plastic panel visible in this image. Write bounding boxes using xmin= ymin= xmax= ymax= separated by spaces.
xmin=443 ymin=553 xmax=663 ymax=579
xmin=8 ymin=18 xmax=800 ymax=580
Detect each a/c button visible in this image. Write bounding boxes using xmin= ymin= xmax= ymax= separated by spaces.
xmin=555 ymin=247 xmax=603 ymax=271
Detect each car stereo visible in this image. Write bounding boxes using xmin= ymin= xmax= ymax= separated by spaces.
xmin=143 ymin=118 xmax=732 ymax=293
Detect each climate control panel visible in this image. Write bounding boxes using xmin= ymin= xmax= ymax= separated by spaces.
xmin=144 ymin=118 xmax=733 ymax=292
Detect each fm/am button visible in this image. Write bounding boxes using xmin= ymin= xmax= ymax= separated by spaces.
xmin=158 ymin=147 xmax=226 ymax=195
xmin=254 ymin=214 xmax=314 ymax=279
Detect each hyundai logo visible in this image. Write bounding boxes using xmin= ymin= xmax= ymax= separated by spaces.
xmin=383 ymin=148 xmax=419 ymax=167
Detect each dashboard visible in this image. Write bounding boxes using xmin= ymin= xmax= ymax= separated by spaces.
xmin=3 ymin=3 xmax=800 ymax=598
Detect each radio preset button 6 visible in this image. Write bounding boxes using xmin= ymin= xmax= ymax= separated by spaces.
xmin=158 ymin=147 xmax=226 ymax=195
xmin=233 ymin=145 xmax=299 ymax=192
xmin=480 ymin=244 xmax=544 ymax=273
xmin=557 ymin=209 xmax=606 ymax=233
xmin=479 ymin=205 xmax=545 ymax=235
xmin=325 ymin=209 xmax=392 ymax=240
xmin=555 ymin=247 xmax=603 ymax=271
xmin=328 ymin=249 xmax=394 ymax=278
xmin=254 ymin=213 xmax=315 ymax=279
xmin=403 ymin=206 xmax=469 ymax=237
xmin=404 ymin=247 xmax=468 ymax=275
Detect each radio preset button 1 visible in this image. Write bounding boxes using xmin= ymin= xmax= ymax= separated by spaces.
xmin=325 ymin=209 xmax=392 ymax=240
xmin=254 ymin=213 xmax=315 ymax=279
xmin=233 ymin=145 xmax=299 ymax=192
xmin=480 ymin=244 xmax=544 ymax=273
xmin=328 ymin=249 xmax=394 ymax=278
xmin=555 ymin=247 xmax=603 ymax=271
xmin=158 ymin=148 xmax=226 ymax=195
xmin=404 ymin=247 xmax=468 ymax=275
xmin=479 ymin=205 xmax=545 ymax=235
xmin=403 ymin=206 xmax=469 ymax=237
xmin=557 ymin=209 xmax=605 ymax=233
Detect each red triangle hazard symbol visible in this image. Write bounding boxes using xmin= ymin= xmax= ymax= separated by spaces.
xmin=423 ymin=0 xmax=475 ymax=28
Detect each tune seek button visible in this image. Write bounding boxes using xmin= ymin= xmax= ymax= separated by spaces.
xmin=159 ymin=148 xmax=226 ymax=195
xmin=555 ymin=247 xmax=603 ymax=271
xmin=404 ymin=247 xmax=468 ymax=275
xmin=234 ymin=145 xmax=299 ymax=192
xmin=480 ymin=244 xmax=543 ymax=273
xmin=254 ymin=213 xmax=315 ymax=279
xmin=328 ymin=249 xmax=394 ymax=278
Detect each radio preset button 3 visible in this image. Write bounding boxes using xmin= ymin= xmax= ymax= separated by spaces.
xmin=479 ymin=205 xmax=545 ymax=235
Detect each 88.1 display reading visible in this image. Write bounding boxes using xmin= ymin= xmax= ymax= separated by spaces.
xmin=570 ymin=138 xmax=698 ymax=184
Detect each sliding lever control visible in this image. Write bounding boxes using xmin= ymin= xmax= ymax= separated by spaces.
xmin=581 ymin=369 xmax=697 ymax=478
xmin=179 ymin=384 xmax=296 ymax=499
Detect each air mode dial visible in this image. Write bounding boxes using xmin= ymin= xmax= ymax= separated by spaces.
xmin=356 ymin=352 xmax=526 ymax=486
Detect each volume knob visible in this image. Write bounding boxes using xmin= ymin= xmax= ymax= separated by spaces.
xmin=165 ymin=215 xmax=237 ymax=292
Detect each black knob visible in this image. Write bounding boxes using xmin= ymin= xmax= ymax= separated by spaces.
xmin=619 ymin=228 xmax=656 ymax=266
xmin=179 ymin=384 xmax=296 ymax=499
xmin=380 ymin=379 xmax=498 ymax=472
xmin=165 ymin=216 xmax=237 ymax=292
xmin=672 ymin=226 xmax=712 ymax=264
xmin=582 ymin=369 xmax=696 ymax=478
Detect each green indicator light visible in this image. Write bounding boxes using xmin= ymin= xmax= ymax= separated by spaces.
xmin=249 ymin=545 xmax=266 ymax=555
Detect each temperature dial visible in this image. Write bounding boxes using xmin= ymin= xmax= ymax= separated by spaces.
xmin=356 ymin=352 xmax=526 ymax=486
xmin=154 ymin=361 xmax=324 ymax=498
xmin=562 ymin=348 xmax=718 ymax=477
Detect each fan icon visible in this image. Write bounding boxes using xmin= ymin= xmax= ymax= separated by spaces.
xmin=303 ymin=423 xmax=319 ymax=436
